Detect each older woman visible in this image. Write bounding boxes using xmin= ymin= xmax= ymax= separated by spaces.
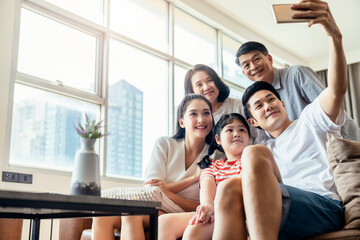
xmin=184 ymin=64 xmax=266 ymax=143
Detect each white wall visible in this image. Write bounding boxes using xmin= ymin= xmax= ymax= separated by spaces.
xmin=1 ymin=1 xmax=17 ymax=185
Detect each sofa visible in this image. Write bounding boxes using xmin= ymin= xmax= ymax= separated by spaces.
xmin=58 ymin=135 xmax=359 ymax=239
xmin=4 ymin=216 xmax=360 ymax=240
xmin=59 ymin=217 xmax=360 ymax=240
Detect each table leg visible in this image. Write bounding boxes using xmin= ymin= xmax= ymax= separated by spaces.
xmin=148 ymin=212 xmax=158 ymax=240
xmin=31 ymin=219 xmax=40 ymax=240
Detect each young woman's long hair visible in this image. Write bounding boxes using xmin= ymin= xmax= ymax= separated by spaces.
xmin=173 ymin=94 xmax=214 ymax=145
xmin=198 ymin=113 xmax=250 ymax=169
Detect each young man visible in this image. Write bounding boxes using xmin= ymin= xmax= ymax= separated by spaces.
xmin=213 ymin=1 xmax=346 ymax=239
xmin=235 ymin=3 xmax=359 ymax=142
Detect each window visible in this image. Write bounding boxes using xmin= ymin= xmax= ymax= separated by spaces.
xmin=8 ymin=0 xmax=276 ymax=180
xmin=229 ymin=87 xmax=244 ymax=99
xmin=17 ymin=8 xmax=97 ymax=92
xmin=107 ymin=39 xmax=167 ymax=178
xmin=222 ymin=34 xmax=253 ymax=88
xmin=10 ymin=83 xmax=98 ymax=170
xmin=44 ymin=0 xmax=104 ymax=24
xmin=174 ymin=8 xmax=217 ymax=68
xmin=110 ymin=0 xmax=167 ymax=53
xmin=174 ymin=64 xmax=188 ymax=108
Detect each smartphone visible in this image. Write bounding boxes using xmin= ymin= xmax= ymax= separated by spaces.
xmin=272 ymin=4 xmax=312 ymax=23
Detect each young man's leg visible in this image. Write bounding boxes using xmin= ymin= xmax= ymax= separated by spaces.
xmin=213 ymin=145 xmax=282 ymax=240
xmin=241 ymin=145 xmax=282 ymax=240
xmin=278 ymin=185 xmax=344 ymax=240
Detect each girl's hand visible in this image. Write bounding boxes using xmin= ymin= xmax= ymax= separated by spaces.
xmin=144 ymin=179 xmax=168 ymax=194
xmin=193 ymin=203 xmax=214 ymax=224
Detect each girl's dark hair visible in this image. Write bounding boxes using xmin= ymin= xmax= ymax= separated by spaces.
xmin=184 ymin=64 xmax=230 ymax=103
xmin=173 ymin=94 xmax=214 ymax=145
xmin=198 ymin=113 xmax=250 ymax=169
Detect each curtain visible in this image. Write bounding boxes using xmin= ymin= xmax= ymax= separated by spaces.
xmin=316 ymin=62 xmax=360 ymax=127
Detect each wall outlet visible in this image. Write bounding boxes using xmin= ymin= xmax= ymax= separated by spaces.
xmin=18 ymin=173 xmax=33 ymax=184
xmin=2 ymin=171 xmax=32 ymax=184
xmin=2 ymin=171 xmax=19 ymax=182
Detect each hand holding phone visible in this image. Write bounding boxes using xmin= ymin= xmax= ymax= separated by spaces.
xmin=272 ymin=4 xmax=314 ymax=23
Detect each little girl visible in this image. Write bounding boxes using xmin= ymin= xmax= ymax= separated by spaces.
xmin=158 ymin=113 xmax=250 ymax=240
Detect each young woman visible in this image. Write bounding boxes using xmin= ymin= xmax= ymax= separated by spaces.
xmin=92 ymin=94 xmax=214 ymax=240
xmin=158 ymin=113 xmax=251 ymax=240
xmin=184 ymin=64 xmax=266 ymax=144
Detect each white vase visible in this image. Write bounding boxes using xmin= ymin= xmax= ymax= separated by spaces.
xmin=70 ymin=138 xmax=101 ymax=196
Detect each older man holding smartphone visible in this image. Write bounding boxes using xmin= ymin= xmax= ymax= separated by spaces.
xmin=235 ymin=1 xmax=360 ymax=142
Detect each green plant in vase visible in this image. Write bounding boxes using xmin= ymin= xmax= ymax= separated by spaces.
xmin=70 ymin=113 xmax=106 ymax=196
xmin=74 ymin=113 xmax=106 ymax=139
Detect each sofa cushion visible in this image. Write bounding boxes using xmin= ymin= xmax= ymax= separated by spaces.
xmin=326 ymin=134 xmax=360 ymax=229
xmin=306 ymin=229 xmax=360 ymax=240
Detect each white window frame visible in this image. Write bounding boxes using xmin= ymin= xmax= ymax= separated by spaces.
xmin=5 ymin=0 xmax=286 ymax=182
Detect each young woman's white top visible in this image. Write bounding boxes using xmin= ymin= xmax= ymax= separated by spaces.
xmin=144 ymin=136 xmax=209 ymax=201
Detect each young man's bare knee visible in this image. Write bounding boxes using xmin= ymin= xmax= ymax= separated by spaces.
xmin=217 ymin=178 xmax=243 ymax=199
xmin=215 ymin=178 xmax=243 ymax=211
xmin=242 ymin=145 xmax=272 ymax=161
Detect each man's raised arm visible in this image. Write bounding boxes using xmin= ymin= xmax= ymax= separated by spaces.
xmin=292 ymin=0 xmax=347 ymax=123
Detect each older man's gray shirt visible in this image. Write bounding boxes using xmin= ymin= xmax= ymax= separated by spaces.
xmin=272 ymin=65 xmax=360 ymax=141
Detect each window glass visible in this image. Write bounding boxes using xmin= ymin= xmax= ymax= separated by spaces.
xmin=229 ymin=87 xmax=244 ymax=99
xmin=173 ymin=64 xmax=188 ymax=132
xmin=17 ymin=9 xmax=97 ymax=93
xmin=110 ymin=0 xmax=167 ymax=53
xmin=9 ymin=83 xmax=99 ymax=170
xmin=107 ymin=39 xmax=168 ymax=178
xmin=174 ymin=65 xmax=188 ymax=109
xmin=222 ymin=34 xmax=253 ymax=88
xmin=174 ymin=8 xmax=216 ymax=67
xmin=44 ymin=0 xmax=104 ymax=24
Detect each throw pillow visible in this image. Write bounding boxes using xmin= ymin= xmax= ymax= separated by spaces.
xmin=326 ymin=133 xmax=360 ymax=229
xmin=101 ymin=185 xmax=184 ymax=213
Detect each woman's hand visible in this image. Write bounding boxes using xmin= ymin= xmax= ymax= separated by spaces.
xmin=189 ymin=203 xmax=214 ymax=225
xmin=144 ymin=179 xmax=168 ymax=194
